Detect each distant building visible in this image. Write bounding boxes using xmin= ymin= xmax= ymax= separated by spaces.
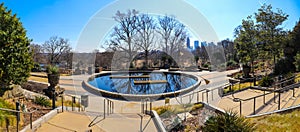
xmin=201 ymin=41 xmax=207 ymax=47
xmin=194 ymin=40 xmax=199 ymax=49
xmin=186 ymin=37 xmax=191 ymax=49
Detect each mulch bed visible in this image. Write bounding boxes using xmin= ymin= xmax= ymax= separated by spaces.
xmin=21 ymin=100 xmax=52 ymax=128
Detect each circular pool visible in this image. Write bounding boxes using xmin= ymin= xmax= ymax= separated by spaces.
xmin=82 ymin=71 xmax=201 ymax=100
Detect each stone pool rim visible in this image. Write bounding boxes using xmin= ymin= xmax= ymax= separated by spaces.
xmin=82 ymin=71 xmax=201 ymax=101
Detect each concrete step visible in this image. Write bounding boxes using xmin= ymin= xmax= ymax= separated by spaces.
xmin=279 ymin=90 xmax=293 ymax=109
xmin=281 ymin=88 xmax=300 ymax=109
xmin=291 ymin=88 xmax=300 ymax=106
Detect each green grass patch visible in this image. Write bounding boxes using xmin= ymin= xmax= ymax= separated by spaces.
xmin=223 ymin=82 xmax=252 ymax=94
xmin=250 ymin=109 xmax=300 ymax=131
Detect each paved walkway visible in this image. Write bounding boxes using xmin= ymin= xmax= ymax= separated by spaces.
xmin=34 ymin=69 xmax=238 ymax=132
xmin=35 ymin=111 xmax=105 ymax=132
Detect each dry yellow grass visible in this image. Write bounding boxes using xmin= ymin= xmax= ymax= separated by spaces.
xmin=28 ymin=76 xmax=48 ymax=83
xmin=224 ymin=82 xmax=252 ymax=94
xmin=250 ymin=109 xmax=300 ymax=131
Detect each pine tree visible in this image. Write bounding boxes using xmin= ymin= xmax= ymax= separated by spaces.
xmin=0 ymin=3 xmax=33 ymax=87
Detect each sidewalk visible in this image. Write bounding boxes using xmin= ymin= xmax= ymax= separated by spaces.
xmin=34 ymin=111 xmax=105 ymax=132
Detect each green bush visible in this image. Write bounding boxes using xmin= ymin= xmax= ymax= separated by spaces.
xmin=47 ymin=65 xmax=59 ymax=75
xmin=294 ymin=52 xmax=300 ymax=72
xmin=226 ymin=60 xmax=237 ymax=67
xmin=258 ymin=76 xmax=274 ymax=87
xmin=34 ymin=96 xmax=51 ymax=107
xmin=203 ymin=63 xmax=209 ymax=68
xmin=203 ymin=111 xmax=255 ymax=132
xmin=275 ymin=58 xmax=294 ymax=75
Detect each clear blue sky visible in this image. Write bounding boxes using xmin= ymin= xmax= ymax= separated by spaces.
xmin=1 ymin=0 xmax=300 ymax=48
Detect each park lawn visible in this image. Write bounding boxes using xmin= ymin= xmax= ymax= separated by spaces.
xmin=223 ymin=82 xmax=252 ymax=94
xmin=250 ymin=109 xmax=300 ymax=131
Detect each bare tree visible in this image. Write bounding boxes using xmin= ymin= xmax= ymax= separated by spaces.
xmin=42 ymin=36 xmax=72 ymax=65
xmin=157 ymin=15 xmax=188 ymax=66
xmin=134 ymin=14 xmax=157 ymax=68
xmin=29 ymin=43 xmax=44 ymax=64
xmin=108 ymin=9 xmax=139 ymax=68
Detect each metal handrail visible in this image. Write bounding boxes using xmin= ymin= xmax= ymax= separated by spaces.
xmin=103 ymin=98 xmax=114 ymax=118
xmin=62 ymin=94 xmax=82 ymax=112
xmin=141 ymin=98 xmax=152 ymax=114
xmin=273 ymin=75 xmax=298 ymax=87
xmin=0 ymin=107 xmax=42 ymax=130
xmin=241 ymin=82 xmax=300 ymax=102
xmin=235 ymin=80 xmax=300 ymax=116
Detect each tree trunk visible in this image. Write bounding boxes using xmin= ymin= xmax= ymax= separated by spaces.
xmin=145 ymin=50 xmax=149 ymax=69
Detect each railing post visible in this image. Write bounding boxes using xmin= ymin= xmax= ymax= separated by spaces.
xmin=106 ymin=99 xmax=109 ymax=116
xmin=240 ymin=101 xmax=242 ymax=116
xmin=111 ymin=101 xmax=113 ymax=114
xmin=110 ymin=101 xmax=112 ymax=114
xmin=145 ymin=100 xmax=148 ymax=112
xmin=206 ymin=90 xmax=209 ymax=104
xmin=16 ymin=101 xmax=20 ymax=132
xmin=61 ymin=95 xmax=64 ymax=112
xmin=150 ymin=101 xmax=152 ymax=111
xmin=197 ymin=91 xmax=199 ymax=103
xmin=112 ymin=102 xmax=115 ymax=113
xmin=274 ymin=92 xmax=276 ymax=103
xmin=263 ymin=91 xmax=266 ymax=104
xmin=72 ymin=96 xmax=75 ymax=111
xmin=141 ymin=99 xmax=144 ymax=114
xmin=253 ymin=97 xmax=256 ymax=115
xmin=78 ymin=98 xmax=80 ymax=112
xmin=202 ymin=92 xmax=204 ymax=102
xmin=293 ymin=88 xmax=295 ymax=97
xmin=211 ymin=90 xmax=214 ymax=101
xmin=278 ymin=92 xmax=281 ymax=110
xmin=30 ymin=113 xmax=33 ymax=129
xmin=103 ymin=99 xmax=106 ymax=119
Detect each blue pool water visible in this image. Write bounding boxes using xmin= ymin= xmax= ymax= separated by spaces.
xmin=88 ymin=72 xmax=198 ymax=95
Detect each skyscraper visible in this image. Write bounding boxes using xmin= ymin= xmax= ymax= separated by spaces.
xmin=194 ymin=40 xmax=199 ymax=49
xmin=186 ymin=37 xmax=191 ymax=49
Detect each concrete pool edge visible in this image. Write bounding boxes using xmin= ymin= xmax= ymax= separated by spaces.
xmin=82 ymin=71 xmax=201 ymax=101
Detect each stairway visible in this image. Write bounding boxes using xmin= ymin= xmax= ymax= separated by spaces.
xmin=217 ymin=86 xmax=300 ymax=116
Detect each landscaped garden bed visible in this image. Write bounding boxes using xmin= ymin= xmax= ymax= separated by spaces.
xmin=0 ymin=98 xmax=52 ymax=131
xmin=153 ymin=103 xmax=221 ymax=131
